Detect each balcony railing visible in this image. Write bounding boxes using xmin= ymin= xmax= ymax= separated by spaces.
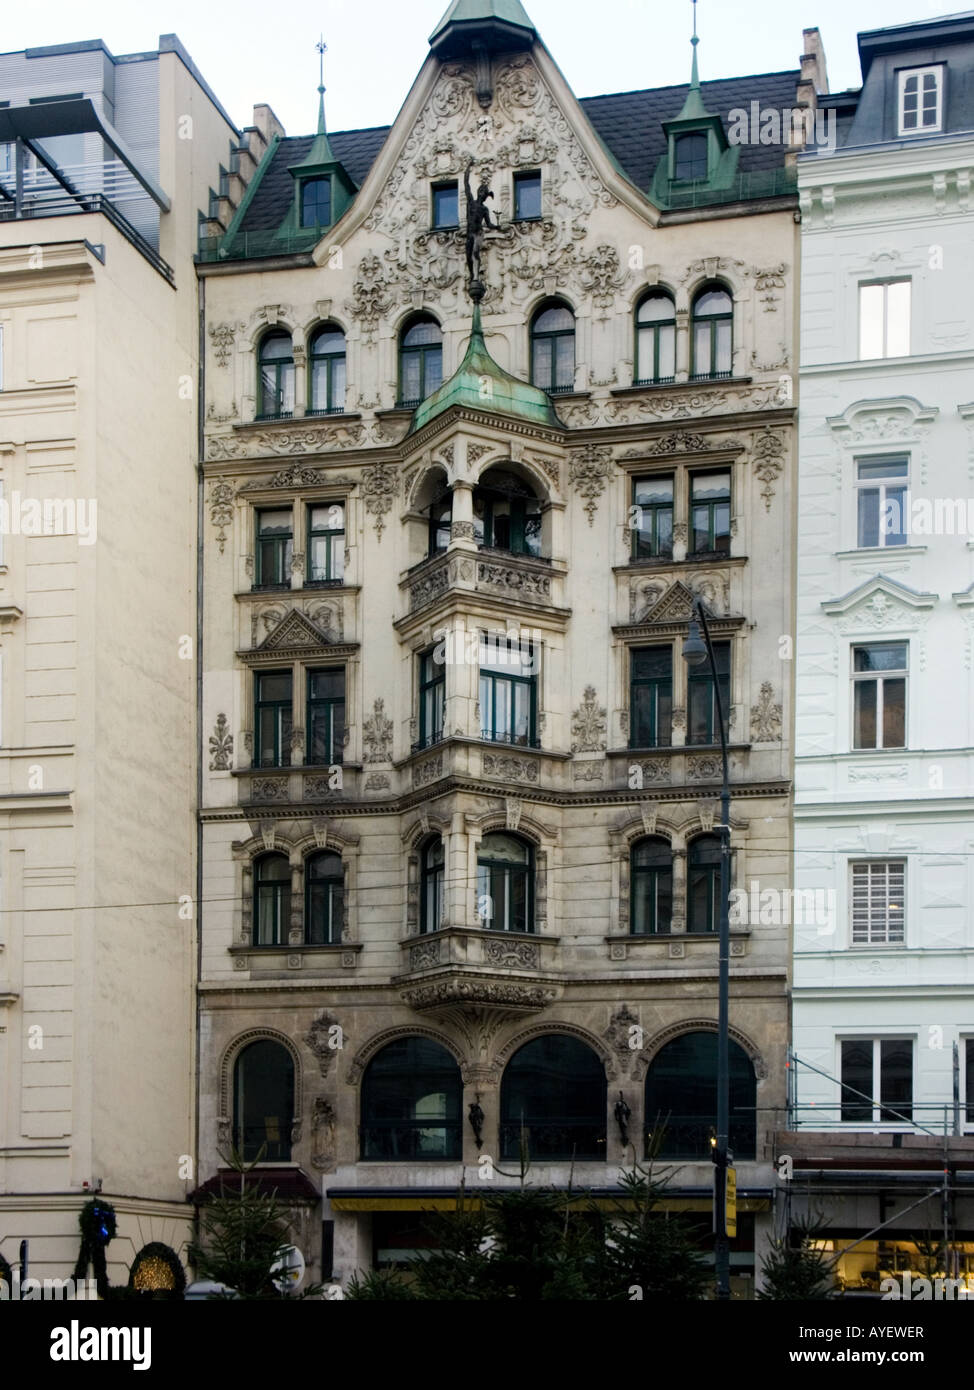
xmin=0 ymin=190 xmax=174 ymax=283
xmin=499 ymin=1121 xmax=607 ymax=1161
xmin=360 ymin=1123 xmax=462 ymax=1161
xmin=644 ymin=1115 xmax=756 ymax=1161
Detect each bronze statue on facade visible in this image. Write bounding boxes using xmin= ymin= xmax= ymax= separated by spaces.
xmin=464 ymin=160 xmax=500 ymax=298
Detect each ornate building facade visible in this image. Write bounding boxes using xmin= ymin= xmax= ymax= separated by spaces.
xmin=197 ymin=0 xmax=821 ymax=1288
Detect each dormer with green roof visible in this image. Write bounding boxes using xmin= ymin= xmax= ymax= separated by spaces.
xmin=649 ymin=19 xmax=740 ymax=204
xmin=280 ymin=41 xmax=357 ymax=242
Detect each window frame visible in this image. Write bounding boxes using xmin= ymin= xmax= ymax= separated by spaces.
xmin=897 ymin=65 xmax=944 ymax=137
xmin=233 ymin=1038 xmax=294 ymax=1160
xmin=431 ymin=180 xmax=460 ymax=230
xmin=629 ymin=645 xmax=673 ymax=749
xmin=690 ymin=284 xmax=733 ymax=380
xmin=257 ymin=331 xmax=295 ymax=420
xmin=472 ymin=477 xmax=543 ymax=558
xmin=851 ymin=641 xmax=908 ymax=751
xmin=305 ymin=849 xmax=344 ymax=945
xmin=839 ymin=1036 xmax=914 ymax=1125
xmin=479 ymin=636 xmax=538 ymax=748
xmin=418 ymin=649 xmax=446 ymax=751
xmin=420 ymin=836 xmax=445 ymax=935
xmin=530 ymin=301 xmax=576 ymax=395
xmin=630 ymin=473 xmax=675 ymax=561
xmin=855 ymin=455 xmax=909 ymax=549
xmin=686 ymin=639 xmax=731 ymax=746
xmin=689 ymin=468 xmax=731 ymax=557
xmin=477 ymin=833 xmax=534 ymax=934
xmin=253 ymin=854 xmax=291 ymax=947
xmin=674 ymin=131 xmax=709 ymax=182
xmin=686 ymin=834 xmax=722 ymax=933
xmin=850 ymin=859 xmax=906 ymax=947
xmin=306 ymin=666 xmax=345 ymax=766
xmin=630 ymin=837 xmax=674 ymax=935
xmin=858 ymin=279 xmax=911 ymax=360
xmin=306 ymin=502 xmax=345 ymax=585
xmin=300 ymin=175 xmax=333 ymax=229
xmin=513 ymin=169 xmax=542 ymax=222
xmin=398 ymin=315 xmax=443 ymax=408
xmin=307 ymin=325 xmax=346 ymax=415
xmin=254 ymin=670 xmax=293 ymax=768
xmin=634 ymin=292 xmax=677 ymax=386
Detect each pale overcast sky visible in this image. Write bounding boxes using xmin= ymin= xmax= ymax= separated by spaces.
xmin=1 ymin=0 xmax=965 ymax=135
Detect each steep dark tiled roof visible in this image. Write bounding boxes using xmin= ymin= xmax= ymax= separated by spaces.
xmin=233 ymin=69 xmax=800 ymax=238
xmin=580 ymin=70 xmax=802 ymax=188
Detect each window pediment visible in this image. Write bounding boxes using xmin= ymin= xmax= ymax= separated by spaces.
xmin=821 ymin=574 xmax=936 ymax=634
xmin=826 ymin=396 xmax=938 ymax=445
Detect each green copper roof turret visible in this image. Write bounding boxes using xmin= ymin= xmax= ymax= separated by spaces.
xmin=429 ymin=0 xmax=537 ymax=55
xmin=408 ymin=302 xmax=564 ymax=435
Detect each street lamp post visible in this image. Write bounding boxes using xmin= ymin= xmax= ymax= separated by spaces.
xmin=682 ymin=597 xmax=731 ymax=1301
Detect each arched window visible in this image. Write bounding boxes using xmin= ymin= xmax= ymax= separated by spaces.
xmin=635 ymin=290 xmax=676 ymax=385
xmin=305 ymin=851 xmax=343 ymax=945
xmin=690 ymin=284 xmax=733 ymax=380
xmin=477 ymin=832 xmax=533 ymax=933
xmin=361 ymin=1037 xmax=462 ymax=1160
xmin=308 ymin=323 xmax=346 ymax=415
xmin=473 ymin=468 xmax=543 ymax=558
xmin=129 ymin=1243 xmax=186 ymax=1295
xmin=257 ymin=331 xmax=295 ymax=419
xmin=687 ymin=835 xmax=721 ymax=933
xmin=631 ymin=837 xmax=673 ymax=935
xmin=233 ymin=1038 xmax=295 ymax=1161
xmin=420 ymin=837 xmax=444 ymax=934
xmin=254 ymin=854 xmax=290 ymax=946
xmin=645 ymin=1031 xmax=756 ymax=1159
xmin=300 ymin=176 xmax=332 ymax=228
xmin=399 ymin=315 xmax=443 ymax=407
xmin=530 ymin=301 xmax=575 ymax=393
xmin=501 ymin=1034 xmax=606 ymax=1160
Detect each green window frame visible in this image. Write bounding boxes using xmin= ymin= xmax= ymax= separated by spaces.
xmin=690 ymin=284 xmax=733 ymax=380
xmin=674 ymin=132 xmax=708 ymax=181
xmin=255 ymin=508 xmax=293 ymax=589
xmin=477 ymin=832 xmax=533 ymax=933
xmin=253 ymin=854 xmax=291 ymax=946
xmin=305 ymin=850 xmax=344 ymax=945
xmin=687 ymin=639 xmax=730 ymax=745
xmin=687 ymin=835 xmax=721 ymax=933
xmin=418 ymin=650 xmax=445 ymax=750
xmin=472 ymin=474 xmax=542 ymax=557
xmin=689 ymin=470 xmax=731 ymax=556
xmin=479 ymin=635 xmax=537 ymax=747
xmin=631 ymin=474 xmax=674 ymax=560
xmin=635 ymin=291 xmax=676 ymax=385
xmin=307 ymin=667 xmax=345 ymax=765
xmin=398 ymin=316 xmax=443 ymax=407
xmin=307 ymin=503 xmax=345 ymax=584
xmin=420 ymin=837 xmax=444 ymax=934
xmin=308 ymin=324 xmax=346 ymax=415
xmin=254 ymin=670 xmax=292 ymax=767
xmin=428 ymin=493 xmax=452 ymax=556
xmin=300 ymin=176 xmax=332 ymax=229
xmin=513 ymin=170 xmax=542 ymax=221
xmin=257 ymin=331 xmax=295 ymax=419
xmin=629 ymin=646 xmax=672 ymax=748
xmin=530 ymin=301 xmax=575 ymax=394
xmin=630 ymin=837 xmax=673 ymax=935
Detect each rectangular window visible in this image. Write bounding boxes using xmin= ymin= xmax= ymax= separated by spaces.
xmin=630 ymin=647 xmax=672 ymax=748
xmin=859 ymin=280 xmax=911 ymax=359
xmin=307 ymin=504 xmax=345 ymax=584
xmin=301 ymin=176 xmax=332 ymax=228
xmin=255 ymin=509 xmax=293 ymax=588
xmin=513 ymin=170 xmax=542 ymax=221
xmin=851 ymin=861 xmax=905 ymax=945
xmin=898 ymin=66 xmax=943 ymax=136
xmin=631 ymin=475 xmax=674 ymax=561
xmin=689 ymin=470 xmax=731 ymax=556
xmin=841 ymin=1039 xmax=913 ymax=1124
xmin=419 ymin=650 xmax=445 ymax=750
xmin=479 ymin=635 xmax=537 ymax=746
xmin=675 ymin=132 xmax=708 ymax=181
xmin=432 ymin=182 xmax=459 ymax=229
xmin=255 ymin=671 xmax=292 ymax=767
xmin=856 ymin=457 xmax=908 ymax=548
xmin=852 ymin=643 xmax=907 ymax=749
xmin=687 ymin=640 xmax=730 ymax=745
xmin=307 ymin=668 xmax=345 ymax=765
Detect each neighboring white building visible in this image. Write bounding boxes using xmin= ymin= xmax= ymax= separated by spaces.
xmin=792 ymin=12 xmax=974 ymax=1287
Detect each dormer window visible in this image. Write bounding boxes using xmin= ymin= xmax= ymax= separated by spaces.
xmin=898 ymin=66 xmax=943 ymax=136
xmin=674 ymin=132 xmax=708 ymax=181
xmin=300 ymin=176 xmax=332 ymax=228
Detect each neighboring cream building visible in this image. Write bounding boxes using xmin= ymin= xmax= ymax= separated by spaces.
xmin=0 ymin=36 xmax=246 ymax=1289
xmin=790 ymin=12 xmax=974 ymax=1288
xmin=197 ymin=0 xmax=820 ymax=1290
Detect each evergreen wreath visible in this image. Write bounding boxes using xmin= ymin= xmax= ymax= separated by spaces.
xmin=72 ymin=1198 xmax=117 ymax=1298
